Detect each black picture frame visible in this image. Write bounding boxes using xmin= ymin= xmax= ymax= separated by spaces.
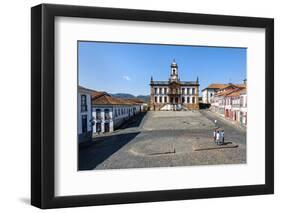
xmin=31 ymin=3 xmax=274 ymax=209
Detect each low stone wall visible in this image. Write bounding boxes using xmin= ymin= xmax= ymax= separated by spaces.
xmin=150 ymin=104 xmax=165 ymax=111
xmin=149 ymin=103 xmax=200 ymax=111
xmin=185 ymin=103 xmax=199 ymax=110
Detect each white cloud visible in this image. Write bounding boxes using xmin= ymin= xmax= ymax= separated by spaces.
xmin=122 ymin=75 xmax=131 ymax=81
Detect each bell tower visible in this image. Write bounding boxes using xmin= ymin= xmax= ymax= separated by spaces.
xmin=169 ymin=59 xmax=179 ymax=82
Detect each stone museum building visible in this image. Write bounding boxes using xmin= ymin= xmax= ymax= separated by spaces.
xmin=150 ymin=60 xmax=199 ymax=111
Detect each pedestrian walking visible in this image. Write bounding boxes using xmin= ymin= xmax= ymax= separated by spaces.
xmin=215 ymin=128 xmax=224 ymax=145
xmin=213 ymin=128 xmax=216 ymax=142
xmin=221 ymin=130 xmax=225 ymax=144
xmin=216 ymin=130 xmax=220 ymax=145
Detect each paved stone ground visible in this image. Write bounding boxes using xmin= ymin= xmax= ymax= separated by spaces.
xmin=79 ymin=110 xmax=246 ymax=170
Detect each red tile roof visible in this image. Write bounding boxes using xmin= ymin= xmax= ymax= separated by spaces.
xmin=79 ymin=86 xmax=138 ymax=105
xmin=123 ymin=98 xmax=146 ymax=104
xmin=91 ymin=91 xmax=108 ymax=99
xmin=227 ymin=88 xmax=247 ymax=97
xmin=229 ymin=83 xmax=246 ymax=89
xmin=204 ymin=83 xmax=246 ymax=91
xmin=216 ymin=88 xmax=238 ymax=97
xmin=92 ymin=95 xmax=124 ymax=105
xmin=205 ymin=84 xmax=229 ymax=89
xmin=92 ymin=93 xmax=143 ymax=106
xmin=78 ymin=85 xmax=96 ymax=94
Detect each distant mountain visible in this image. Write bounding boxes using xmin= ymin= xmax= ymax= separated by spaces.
xmin=110 ymin=93 xmax=150 ymax=103
xmin=136 ymin=95 xmax=150 ymax=103
xmin=110 ymin=93 xmax=135 ymax=99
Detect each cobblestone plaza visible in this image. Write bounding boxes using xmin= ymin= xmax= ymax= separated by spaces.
xmin=79 ymin=111 xmax=246 ymax=170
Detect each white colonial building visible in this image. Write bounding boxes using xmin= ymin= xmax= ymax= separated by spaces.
xmin=91 ymin=91 xmax=143 ymax=135
xmin=78 ymin=86 xmax=93 ymax=143
xmin=201 ymin=84 xmax=228 ymax=104
xmin=211 ymin=83 xmax=247 ymax=127
xmin=239 ymin=89 xmax=247 ymax=126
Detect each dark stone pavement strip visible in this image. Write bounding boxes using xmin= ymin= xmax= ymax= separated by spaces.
xmin=193 ymin=143 xmax=239 ymax=151
xmin=79 ymin=110 xmax=246 ymax=170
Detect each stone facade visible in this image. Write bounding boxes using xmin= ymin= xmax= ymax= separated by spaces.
xmin=150 ymin=60 xmax=199 ymax=111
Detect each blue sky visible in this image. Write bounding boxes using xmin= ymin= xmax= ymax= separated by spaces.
xmin=78 ymin=41 xmax=246 ymax=96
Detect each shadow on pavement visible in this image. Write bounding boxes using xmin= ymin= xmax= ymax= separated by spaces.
xmin=119 ymin=112 xmax=147 ymax=129
xmin=223 ymin=141 xmax=233 ymax=145
xmin=79 ymin=131 xmax=140 ymax=170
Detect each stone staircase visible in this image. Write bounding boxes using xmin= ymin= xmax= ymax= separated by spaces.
xmin=160 ymin=104 xmax=188 ymax=111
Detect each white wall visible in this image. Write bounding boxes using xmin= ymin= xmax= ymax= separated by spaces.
xmin=0 ymin=0 xmax=280 ymax=213
xmin=202 ymin=89 xmax=216 ymax=104
xmin=202 ymin=90 xmax=208 ymax=103
xmin=77 ymin=92 xmax=92 ymax=134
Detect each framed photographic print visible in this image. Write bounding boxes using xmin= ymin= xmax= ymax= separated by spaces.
xmin=31 ymin=4 xmax=274 ymax=209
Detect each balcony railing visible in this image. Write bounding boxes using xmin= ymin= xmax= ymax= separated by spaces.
xmin=232 ymin=104 xmax=240 ymax=108
xmin=95 ymin=115 xmax=112 ymax=121
xmin=153 ymin=91 xmax=198 ymax=96
xmin=153 ymin=92 xmax=168 ymax=95
xmin=105 ymin=115 xmax=111 ymax=120
xmin=168 ymin=91 xmax=182 ymax=95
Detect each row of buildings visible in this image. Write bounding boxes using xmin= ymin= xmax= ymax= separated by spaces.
xmin=149 ymin=60 xmax=200 ymax=111
xmin=78 ymin=59 xmax=247 ymax=143
xmin=78 ymin=86 xmax=147 ymax=143
xmin=202 ymin=82 xmax=247 ymax=127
